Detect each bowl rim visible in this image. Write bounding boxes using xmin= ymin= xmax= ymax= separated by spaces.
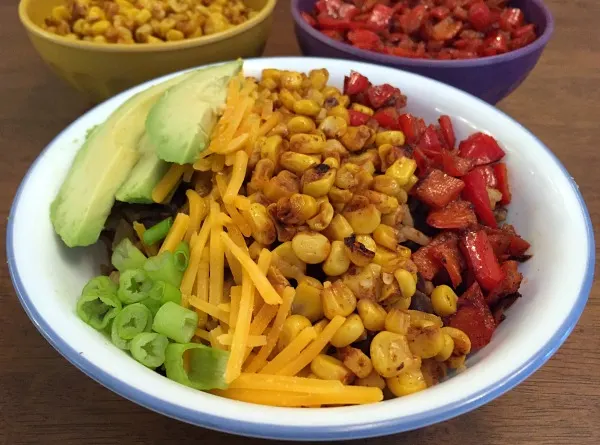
xmin=18 ymin=0 xmax=277 ymax=52
xmin=291 ymin=0 xmax=555 ymax=68
xmin=6 ymin=57 xmax=595 ymax=440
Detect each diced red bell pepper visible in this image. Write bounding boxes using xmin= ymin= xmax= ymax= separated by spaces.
xmin=513 ymin=23 xmax=536 ymax=39
xmin=461 ymin=230 xmax=505 ymax=291
xmin=398 ymin=5 xmax=427 ymax=34
xmin=486 ymin=260 xmax=523 ymax=305
xmin=468 ymin=1 xmax=492 ymax=31
xmin=412 ymin=232 xmax=458 ymax=281
xmin=347 ymin=29 xmax=382 ymax=50
xmin=499 ymin=8 xmax=524 ymax=31
xmin=459 ymin=132 xmax=505 ymax=165
xmin=322 ymin=29 xmax=344 ymax=40
xmin=493 ymin=162 xmax=511 ymax=205
xmin=418 ymin=125 xmax=445 ymax=160
xmin=367 ymin=4 xmax=394 ymax=31
xmin=483 ymin=225 xmax=530 ymax=259
xmin=430 ymin=6 xmax=451 ymax=20
xmin=509 ymin=235 xmax=530 ymax=257
xmin=301 ymin=11 xmax=317 ymax=27
xmin=398 ymin=113 xmax=426 ymax=144
xmin=339 ymin=3 xmax=360 ymax=20
xmin=430 ymin=236 xmax=465 ymax=287
xmin=415 ymin=169 xmax=466 ymax=208
xmin=366 ymin=83 xmax=398 ymax=108
xmin=441 ymin=151 xmax=474 ymax=177
xmin=348 ymin=109 xmax=371 ymax=126
xmin=479 ymin=165 xmax=497 ymax=188
xmin=373 ymin=107 xmax=399 ymax=129
xmin=462 ymin=167 xmax=498 ymax=228
xmin=412 ymin=147 xmax=432 ymax=175
xmin=484 ymin=31 xmax=509 ymax=55
xmin=316 ymin=14 xmax=353 ymax=30
xmin=344 ymin=71 xmax=370 ymax=95
xmin=448 ymin=282 xmax=496 ymax=350
xmin=427 ymin=199 xmax=478 ymax=230
xmin=431 ymin=17 xmax=463 ymax=41
xmin=438 ymin=115 xmax=456 ymax=149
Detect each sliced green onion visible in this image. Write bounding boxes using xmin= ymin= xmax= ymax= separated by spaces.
xmin=111 ymin=238 xmax=147 ymax=272
xmin=143 ymin=251 xmax=183 ymax=287
xmin=110 ymin=303 xmax=153 ymax=350
xmin=117 ymin=269 xmax=153 ymax=304
xmin=152 ymin=301 xmax=198 ymax=343
xmin=165 ymin=343 xmax=229 ymax=390
xmin=173 ymin=241 xmax=190 ymax=272
xmin=130 ymin=332 xmax=169 ymax=369
xmin=141 ymin=281 xmax=182 ymax=315
xmin=143 ymin=217 xmax=173 ymax=246
xmin=77 ymin=277 xmax=121 ymax=330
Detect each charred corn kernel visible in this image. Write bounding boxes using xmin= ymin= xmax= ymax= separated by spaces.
xmin=328 ymin=187 xmax=353 ymax=206
xmin=384 ymin=308 xmax=411 ymax=335
xmin=309 ymin=68 xmax=329 ymax=90
xmin=356 ymin=370 xmax=386 ymax=390
xmin=280 ymin=152 xmax=319 ymax=174
xmin=386 ymin=368 xmax=427 ymax=396
xmin=404 ymin=174 xmax=419 ymax=192
xmin=351 ymin=103 xmax=374 ymax=116
xmin=357 ymin=300 xmax=387 ymax=332
xmin=362 ymin=190 xmax=399 ymax=214
xmin=373 ymin=224 xmax=401 ymax=251
xmin=293 ymin=99 xmax=321 ymax=117
xmin=335 ymin=163 xmax=359 ymax=190
xmin=302 ymin=165 xmax=336 ymax=197
xmin=260 ymin=134 xmax=283 ymax=165
xmin=441 ymin=327 xmax=471 ymax=356
xmin=276 ymin=193 xmax=319 ymax=225
xmin=327 ymin=105 xmax=350 ymax=124
xmin=166 ymin=29 xmax=184 ymax=40
xmin=263 ymin=170 xmax=299 ymax=202
xmin=322 ymin=156 xmax=339 ymax=169
xmin=322 ymin=280 xmax=356 ymax=320
xmin=406 ymin=324 xmax=444 ymax=358
xmin=90 ymin=20 xmax=111 ymax=35
xmin=394 ymin=269 xmax=417 ymax=299
xmin=342 ymin=263 xmax=382 ymax=301
xmin=51 ymin=5 xmax=71 ymax=21
xmin=375 ymin=130 xmax=405 ymax=147
xmin=338 ymin=346 xmax=373 ymax=378
xmin=447 ymin=354 xmax=467 ymax=369
xmin=291 ymin=232 xmax=331 ymax=264
xmin=340 ymin=125 xmax=372 ymax=152
xmin=277 ymin=315 xmax=313 ymax=351
xmin=307 ymin=200 xmax=334 ymax=231
xmin=287 ymin=116 xmax=316 ymax=134
xmin=373 ymin=246 xmax=399 ymax=268
xmin=343 ymin=196 xmax=381 ymax=235
xmin=409 ymin=310 xmax=443 ymax=329
xmin=289 ymin=133 xmax=325 ymax=154
xmin=356 ymin=235 xmax=376 ymax=254
xmin=272 ymin=241 xmax=306 ymax=279
xmin=330 ymin=314 xmax=364 ymax=348
xmin=386 ymin=157 xmax=417 ymax=187
xmin=421 ymin=359 xmax=448 ymax=387
xmin=435 ymin=334 xmax=455 ymax=362
xmin=292 ymin=277 xmax=324 ymax=322
xmin=279 ymin=89 xmax=296 ymax=110
xmin=343 ymin=234 xmax=375 ymax=267
xmin=318 ymin=116 xmax=348 ymax=139
xmin=280 ymin=71 xmax=303 ymax=90
xmin=322 ymin=214 xmax=353 ymax=241
xmin=370 ymin=331 xmax=415 ymax=378
xmin=310 ymin=354 xmax=354 ymax=384
xmin=322 ymin=240 xmax=351 ymax=277
xmin=431 ymin=285 xmax=458 ymax=317
xmin=246 ymin=203 xmax=276 ymax=246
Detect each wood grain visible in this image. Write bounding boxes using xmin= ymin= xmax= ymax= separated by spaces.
xmin=0 ymin=1 xmax=598 ymax=444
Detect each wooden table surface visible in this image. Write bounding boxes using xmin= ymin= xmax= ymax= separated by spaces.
xmin=1 ymin=1 xmax=599 ymax=444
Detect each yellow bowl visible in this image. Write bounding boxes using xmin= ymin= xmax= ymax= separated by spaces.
xmin=19 ymin=0 xmax=276 ymax=102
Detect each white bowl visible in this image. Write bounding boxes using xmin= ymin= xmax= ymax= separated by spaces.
xmin=7 ymin=57 xmax=594 ymax=440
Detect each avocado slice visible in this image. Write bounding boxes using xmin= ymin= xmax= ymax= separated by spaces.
xmin=145 ymin=60 xmax=243 ymax=165
xmin=50 ymin=72 xmax=194 ymax=247
xmin=115 ymin=134 xmax=171 ymax=204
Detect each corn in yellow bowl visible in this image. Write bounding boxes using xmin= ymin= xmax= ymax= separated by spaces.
xmin=18 ymin=0 xmax=276 ymax=102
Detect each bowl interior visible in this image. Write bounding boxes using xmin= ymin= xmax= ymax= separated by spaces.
xmin=8 ymin=58 xmax=593 ymax=440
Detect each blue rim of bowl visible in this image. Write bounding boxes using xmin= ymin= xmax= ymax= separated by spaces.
xmin=291 ymin=0 xmax=555 ymax=68
xmin=6 ymin=57 xmax=594 ymax=441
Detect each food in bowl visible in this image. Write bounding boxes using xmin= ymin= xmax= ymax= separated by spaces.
xmin=50 ymin=59 xmax=531 ymax=407
xmin=42 ymin=0 xmax=257 ymax=43
xmin=301 ymin=0 xmax=538 ymax=59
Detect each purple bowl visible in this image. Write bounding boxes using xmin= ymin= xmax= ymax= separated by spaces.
xmin=292 ymin=0 xmax=554 ymax=104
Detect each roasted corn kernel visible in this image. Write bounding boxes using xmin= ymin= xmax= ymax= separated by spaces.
xmin=259 ymin=135 xmax=283 ymax=166
xmin=291 ymin=232 xmax=331 ymax=264
xmin=322 ymin=214 xmax=354 ymax=241
xmin=386 ymin=157 xmax=417 ymax=187
xmin=310 ymin=354 xmax=354 ymax=384
xmin=340 ymin=125 xmax=372 ymax=152
xmin=357 ymin=299 xmax=387 ymax=332
xmin=272 ymin=241 xmax=306 ymax=279
xmin=409 ymin=310 xmax=443 ymax=328
xmin=342 ymin=263 xmax=382 ymax=301
xmin=386 ymin=368 xmax=427 ymax=397
xmin=245 ymin=203 xmax=276 ymax=246
xmin=394 ymin=269 xmax=417 ymax=299
xmin=309 ymin=68 xmax=329 ymax=90
xmin=338 ymin=346 xmax=373 ymax=378
xmin=323 ymin=240 xmax=351 ymax=277
xmin=344 ymin=234 xmax=376 ymax=267
xmin=375 ymin=130 xmax=405 ymax=147
xmin=292 ymin=277 xmax=324 ymax=322
xmin=289 ymin=133 xmax=325 ymax=154
xmin=280 ymin=71 xmax=303 ymax=91
xmin=373 ymin=224 xmax=403 ymax=251
xmin=384 ymin=308 xmax=411 ymax=335
xmin=361 ymin=190 xmax=399 ymax=214
xmin=351 ymin=103 xmax=374 ymax=116
xmin=319 ymin=116 xmax=348 ymax=139
xmin=263 ymin=170 xmax=300 ymax=202
xmin=287 ymin=116 xmax=316 ymax=134
xmin=441 ymin=327 xmax=472 ymax=356
xmin=302 ymin=164 xmax=336 ymax=197
xmin=370 ymin=331 xmax=415 ymax=378
xmin=327 ymin=105 xmax=350 ymax=124
xmin=321 ymin=280 xmax=357 ymax=320
xmin=280 ymin=152 xmax=319 ymax=174
xmin=278 ymin=314 xmax=312 ymax=351
xmin=294 ymin=99 xmax=321 ymax=117
xmin=431 ymin=285 xmax=458 ymax=316
xmin=434 ymin=334 xmax=455 ymax=362
xmin=356 ymin=370 xmax=386 ymax=390
xmin=406 ymin=324 xmax=445 ymax=358
xmin=330 ymin=314 xmax=365 ymax=348
xmin=343 ymin=195 xmax=382 ymax=235
xmin=421 ymin=359 xmax=448 ymax=387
